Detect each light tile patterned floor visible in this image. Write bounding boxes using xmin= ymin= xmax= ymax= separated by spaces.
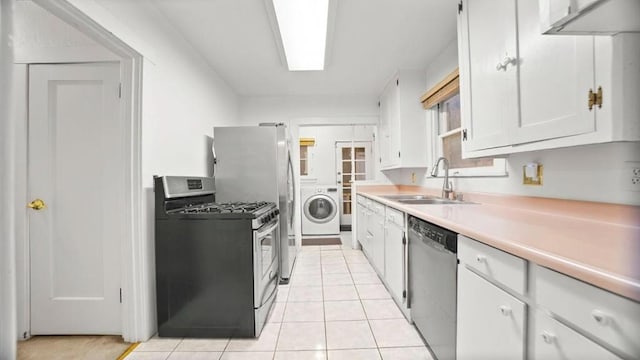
xmin=127 ymin=233 xmax=433 ymax=360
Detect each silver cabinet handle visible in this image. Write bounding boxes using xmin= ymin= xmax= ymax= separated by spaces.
xmin=591 ymin=309 xmax=610 ymax=326
xmin=541 ymin=331 xmax=556 ymax=344
xmin=499 ymin=305 xmax=512 ymax=316
xmin=496 ymin=56 xmax=517 ymax=71
xmin=476 ymin=255 xmax=487 ymax=263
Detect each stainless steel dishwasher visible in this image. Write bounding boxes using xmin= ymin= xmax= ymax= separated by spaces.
xmin=408 ymin=215 xmax=458 ymax=360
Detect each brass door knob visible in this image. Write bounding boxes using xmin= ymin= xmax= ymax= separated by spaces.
xmin=27 ymin=199 xmax=46 ymax=210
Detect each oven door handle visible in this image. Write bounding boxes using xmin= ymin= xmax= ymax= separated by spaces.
xmin=260 ymin=269 xmax=279 ymax=305
xmin=255 ymin=219 xmax=279 ymax=239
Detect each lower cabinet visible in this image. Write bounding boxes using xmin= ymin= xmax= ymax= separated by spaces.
xmin=457 ymin=266 xmax=526 ymax=360
xmin=356 ymin=195 xmax=408 ymax=313
xmin=384 ymin=207 xmax=405 ymax=302
xmin=458 ymin=236 xmax=636 ymax=360
xmin=355 ymin=196 xmax=367 ymax=245
xmin=370 ymin=202 xmax=386 ymax=275
xmin=533 ymin=310 xmax=622 ymax=360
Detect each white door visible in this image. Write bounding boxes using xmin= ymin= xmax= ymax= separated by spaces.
xmin=458 ymin=0 xmax=518 ymax=151
xmin=28 ymin=63 xmax=123 ymax=335
xmin=335 ymin=142 xmax=372 ymax=226
xmin=384 ymin=212 xmax=404 ymax=303
xmin=379 ymin=80 xmax=399 ymax=168
xmin=457 ymin=266 xmax=525 ymax=359
xmin=513 ymin=0 xmax=595 ymax=144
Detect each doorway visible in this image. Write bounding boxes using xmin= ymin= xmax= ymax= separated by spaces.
xmin=28 ymin=63 xmax=123 ymax=335
xmin=335 ymin=141 xmax=373 ymax=227
xmin=10 ymin=0 xmax=145 ymax=343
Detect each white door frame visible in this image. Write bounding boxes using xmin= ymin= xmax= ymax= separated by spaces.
xmin=14 ymin=0 xmax=144 ymax=342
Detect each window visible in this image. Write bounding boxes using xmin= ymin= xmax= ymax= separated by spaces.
xmin=300 ymin=144 xmax=309 ymax=176
xmin=299 ymin=137 xmax=315 ymax=176
xmin=422 ymin=69 xmax=506 ymax=177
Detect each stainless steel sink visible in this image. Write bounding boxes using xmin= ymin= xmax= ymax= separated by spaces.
xmin=396 ymin=198 xmax=471 ymax=205
xmin=380 ymin=194 xmax=435 ymax=200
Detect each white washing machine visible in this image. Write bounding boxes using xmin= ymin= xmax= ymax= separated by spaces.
xmin=301 ymin=186 xmax=340 ymax=236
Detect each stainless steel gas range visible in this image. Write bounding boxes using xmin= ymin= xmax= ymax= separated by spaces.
xmin=154 ymin=176 xmax=279 ymax=338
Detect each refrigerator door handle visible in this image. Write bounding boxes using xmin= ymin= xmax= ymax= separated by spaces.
xmin=288 ymin=152 xmax=295 ymax=226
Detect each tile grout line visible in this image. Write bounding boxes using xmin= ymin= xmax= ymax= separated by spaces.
xmin=321 ymin=246 xmax=329 ymax=359
xmin=347 ymin=250 xmax=385 ymax=360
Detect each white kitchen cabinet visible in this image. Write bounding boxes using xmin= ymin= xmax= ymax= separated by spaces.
xmin=378 ymin=80 xmax=398 ymax=168
xmin=457 ymin=0 xmax=517 ymax=151
xmin=539 ymin=0 xmax=640 ymax=35
xmin=355 ymin=195 xmax=368 ymax=246
xmin=514 ymin=0 xmax=596 ymax=145
xmin=378 ymin=70 xmax=428 ymax=169
xmin=457 ymin=0 xmax=640 ymax=158
xmin=532 ymin=310 xmax=622 ymax=360
xmin=457 ymin=266 xmax=526 ymax=360
xmin=458 ymin=234 xmax=526 ymax=295
xmin=384 ymin=207 xmax=405 ymax=303
xmin=369 ymin=201 xmax=386 ymax=276
xmin=534 ymin=265 xmax=640 ymax=359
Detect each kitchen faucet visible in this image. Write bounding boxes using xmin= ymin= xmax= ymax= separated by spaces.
xmin=431 ymin=157 xmax=453 ymax=199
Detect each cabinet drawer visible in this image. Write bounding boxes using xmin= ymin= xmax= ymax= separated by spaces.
xmin=356 ymin=195 xmax=366 ymax=205
xmin=385 ymin=207 xmax=404 ymax=227
xmin=458 ymin=235 xmax=526 ymax=294
xmin=534 ymin=265 xmax=640 ymax=359
xmin=533 ymin=310 xmax=622 ymax=360
xmin=365 ymin=198 xmax=373 ymax=208
xmin=371 ymin=201 xmax=385 ymax=215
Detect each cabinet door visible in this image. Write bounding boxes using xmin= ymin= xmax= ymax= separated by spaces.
xmin=388 ymin=79 xmax=401 ymax=167
xmin=458 ymin=0 xmax=518 ymax=151
xmin=371 ymin=211 xmax=385 ymax=275
xmin=513 ymin=0 xmax=595 ymax=144
xmin=384 ymin=221 xmax=404 ymax=302
xmin=356 ymin=204 xmax=366 ymax=244
xmin=457 ymin=267 xmax=525 ymax=360
xmin=379 ymin=79 xmax=400 ymax=168
xmin=533 ymin=310 xmax=622 ymax=360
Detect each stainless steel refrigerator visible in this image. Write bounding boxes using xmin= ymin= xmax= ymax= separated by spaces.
xmin=213 ymin=124 xmax=297 ymax=283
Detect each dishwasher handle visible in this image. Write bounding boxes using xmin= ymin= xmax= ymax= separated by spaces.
xmin=409 ymin=228 xmax=456 ymax=255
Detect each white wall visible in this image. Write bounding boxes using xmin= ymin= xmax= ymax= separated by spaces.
xmin=239 ymin=94 xmax=379 ymax=125
xmin=385 ymin=37 xmax=640 ymax=206
xmin=13 ymin=0 xmax=118 ymax=63
xmin=0 ymin=0 xmax=17 ymax=358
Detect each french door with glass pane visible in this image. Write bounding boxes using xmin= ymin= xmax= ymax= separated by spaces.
xmin=335 ymin=142 xmax=372 ymax=226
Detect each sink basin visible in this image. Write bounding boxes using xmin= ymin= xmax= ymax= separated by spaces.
xmin=396 ymin=198 xmax=471 ymax=205
xmin=380 ymin=194 xmax=435 ymax=200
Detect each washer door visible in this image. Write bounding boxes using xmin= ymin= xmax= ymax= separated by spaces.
xmin=304 ymin=194 xmax=337 ymax=224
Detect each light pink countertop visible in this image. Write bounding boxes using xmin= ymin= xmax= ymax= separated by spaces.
xmin=355 ymin=185 xmax=640 ymax=302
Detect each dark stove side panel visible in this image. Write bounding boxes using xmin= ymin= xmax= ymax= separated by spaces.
xmin=155 ymin=218 xmax=255 ymax=338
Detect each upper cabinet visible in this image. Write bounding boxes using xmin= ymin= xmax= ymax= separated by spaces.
xmin=457 ymin=0 xmax=640 ymax=158
xmin=539 ymin=0 xmax=640 ymax=35
xmin=378 ymin=70 xmax=428 ymax=169
xmin=514 ymin=0 xmax=596 ymax=144
xmin=457 ymin=0 xmax=518 ymax=151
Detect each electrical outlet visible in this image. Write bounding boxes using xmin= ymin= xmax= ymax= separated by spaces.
xmin=625 ymin=162 xmax=640 ymax=192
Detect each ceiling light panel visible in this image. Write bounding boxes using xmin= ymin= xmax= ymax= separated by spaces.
xmin=272 ymin=0 xmax=329 ymax=71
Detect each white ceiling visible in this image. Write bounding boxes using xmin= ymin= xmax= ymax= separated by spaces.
xmin=151 ymin=0 xmax=457 ymax=97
